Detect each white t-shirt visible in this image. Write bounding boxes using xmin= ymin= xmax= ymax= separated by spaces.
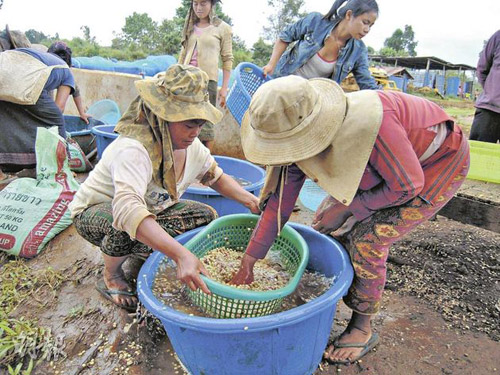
xmin=295 ymin=52 xmax=336 ymax=79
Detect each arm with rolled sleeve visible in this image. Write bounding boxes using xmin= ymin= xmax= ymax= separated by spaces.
xmin=220 ymin=23 xmax=233 ymax=72
xmin=110 ymin=146 xmax=155 ymax=239
xmin=246 ymin=165 xmax=306 ymax=259
xmin=348 ymin=118 xmax=425 ymax=221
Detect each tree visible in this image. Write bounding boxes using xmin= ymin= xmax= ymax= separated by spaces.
xmin=378 ymin=46 xmax=408 ymax=57
xmin=252 ymin=38 xmax=273 ymax=67
xmin=383 ymin=25 xmax=418 ymax=57
xmin=119 ymin=12 xmax=159 ymax=50
xmin=262 ymin=0 xmax=306 ymax=42
xmin=157 ymin=17 xmax=184 ymax=56
xmin=81 ymin=25 xmax=97 ymax=45
xmin=25 ymin=29 xmax=52 ymax=44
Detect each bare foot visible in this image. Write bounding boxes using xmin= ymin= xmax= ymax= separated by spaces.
xmin=324 ymin=326 xmax=372 ymax=364
xmin=103 ymin=269 xmax=137 ymax=310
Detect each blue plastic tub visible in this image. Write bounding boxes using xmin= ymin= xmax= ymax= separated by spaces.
xmin=87 ymin=99 xmax=121 ymax=124
xmin=182 ymin=156 xmax=265 ymax=216
xmin=226 ymin=62 xmax=272 ymax=126
xmin=64 ymin=115 xmax=104 ymax=155
xmin=91 ymin=125 xmax=118 ymax=159
xmin=138 ymin=222 xmax=353 ymax=375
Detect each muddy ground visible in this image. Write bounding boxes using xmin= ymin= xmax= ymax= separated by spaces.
xmin=1 ymin=195 xmax=498 ymax=375
xmin=1 ymin=100 xmax=499 ymax=375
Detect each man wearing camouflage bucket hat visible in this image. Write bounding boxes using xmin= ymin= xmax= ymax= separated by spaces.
xmin=231 ymin=75 xmax=470 ymax=365
xmin=70 ymin=64 xmax=259 ymax=312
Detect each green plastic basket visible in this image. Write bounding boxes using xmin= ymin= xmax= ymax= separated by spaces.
xmin=184 ymin=214 xmax=309 ymax=318
xmin=467 ymin=140 xmax=500 ymax=183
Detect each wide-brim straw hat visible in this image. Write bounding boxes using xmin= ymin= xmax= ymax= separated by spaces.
xmin=135 ymin=64 xmax=222 ymax=125
xmin=241 ymin=76 xmax=347 ymax=166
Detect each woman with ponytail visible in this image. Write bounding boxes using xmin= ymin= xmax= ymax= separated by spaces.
xmin=263 ymin=0 xmax=379 ymax=90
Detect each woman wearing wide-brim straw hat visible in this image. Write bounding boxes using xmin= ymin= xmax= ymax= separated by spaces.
xmin=70 ymin=64 xmax=259 ymax=313
xmin=231 ymin=75 xmax=470 ymax=365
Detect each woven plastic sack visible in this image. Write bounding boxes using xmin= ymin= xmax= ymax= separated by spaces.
xmin=0 ymin=127 xmax=80 ymax=258
xmin=67 ymin=137 xmax=93 ymax=172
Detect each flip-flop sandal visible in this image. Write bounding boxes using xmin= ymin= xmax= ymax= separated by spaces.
xmin=327 ymin=332 xmax=380 ymax=365
xmin=95 ymin=279 xmax=137 ymax=313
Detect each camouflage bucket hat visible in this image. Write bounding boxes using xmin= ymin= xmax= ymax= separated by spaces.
xmin=134 ymin=64 xmax=223 ymax=125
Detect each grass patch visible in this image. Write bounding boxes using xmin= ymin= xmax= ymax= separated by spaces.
xmin=444 ymin=107 xmax=475 ymax=118
xmin=0 ymin=258 xmax=67 ymax=373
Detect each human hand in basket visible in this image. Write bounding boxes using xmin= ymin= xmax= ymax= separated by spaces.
xmin=230 ymin=254 xmax=257 ymax=285
xmin=176 ymin=250 xmax=211 ymax=294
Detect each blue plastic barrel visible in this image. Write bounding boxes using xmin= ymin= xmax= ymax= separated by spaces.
xmin=138 ymin=222 xmax=354 ymax=375
xmin=91 ymin=125 xmax=118 ymax=159
xmin=181 ymin=156 xmax=265 ymax=216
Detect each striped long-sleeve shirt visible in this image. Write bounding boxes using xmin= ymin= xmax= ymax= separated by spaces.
xmin=246 ymin=91 xmax=469 ymax=259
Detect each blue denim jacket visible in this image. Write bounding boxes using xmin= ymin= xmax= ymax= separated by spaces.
xmin=274 ymin=12 xmax=377 ymax=90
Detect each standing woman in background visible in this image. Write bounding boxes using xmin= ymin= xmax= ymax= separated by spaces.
xmin=179 ymin=0 xmax=234 ymax=151
xmin=263 ymin=0 xmax=379 ymax=89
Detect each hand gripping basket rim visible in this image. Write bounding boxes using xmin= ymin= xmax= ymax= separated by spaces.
xmin=184 ymin=214 xmax=309 ymax=302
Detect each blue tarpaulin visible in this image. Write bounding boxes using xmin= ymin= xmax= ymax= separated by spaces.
xmin=71 ymin=55 xmax=177 ymax=77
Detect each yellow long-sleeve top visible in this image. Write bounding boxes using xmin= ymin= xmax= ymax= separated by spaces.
xmin=69 ymin=136 xmax=222 ymax=239
xmin=178 ymin=20 xmax=233 ymax=82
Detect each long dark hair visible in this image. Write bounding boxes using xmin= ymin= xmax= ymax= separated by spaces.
xmin=324 ymin=0 xmax=379 ymax=21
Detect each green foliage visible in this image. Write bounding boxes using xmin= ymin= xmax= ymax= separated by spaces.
xmin=384 ymin=25 xmax=418 ymax=56
xmin=119 ymin=12 xmax=160 ymax=50
xmin=252 ymin=38 xmax=273 ymax=67
xmin=0 ymin=259 xmax=66 ymax=373
xmin=21 ymin=2 xmax=257 ymax=66
xmin=24 ymin=29 xmax=53 ymax=44
xmin=367 ymin=46 xmax=375 ymax=54
xmin=263 ymin=0 xmax=306 ymax=42
xmin=378 ymin=46 xmax=408 ymax=57
xmin=157 ymin=18 xmax=184 ymax=56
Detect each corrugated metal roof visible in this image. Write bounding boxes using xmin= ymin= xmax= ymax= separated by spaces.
xmin=380 ymin=66 xmax=414 ymax=79
xmin=369 ymin=55 xmax=476 ymax=71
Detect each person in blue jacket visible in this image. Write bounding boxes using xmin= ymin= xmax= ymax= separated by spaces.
xmin=262 ymin=0 xmax=379 ymax=89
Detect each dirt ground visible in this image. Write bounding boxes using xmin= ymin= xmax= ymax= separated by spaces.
xmin=1 ymin=100 xmax=499 ymax=375
xmin=1 ymin=197 xmax=498 ymax=375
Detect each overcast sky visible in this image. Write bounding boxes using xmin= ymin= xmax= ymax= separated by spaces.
xmin=1 ymin=0 xmax=498 ymax=66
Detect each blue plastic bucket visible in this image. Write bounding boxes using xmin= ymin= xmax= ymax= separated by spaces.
xmin=64 ymin=115 xmax=104 ymax=155
xmin=182 ymin=156 xmax=265 ymax=216
xmin=138 ymin=222 xmax=353 ymax=375
xmin=87 ymin=99 xmax=121 ymax=125
xmin=91 ymin=125 xmax=118 ymax=159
